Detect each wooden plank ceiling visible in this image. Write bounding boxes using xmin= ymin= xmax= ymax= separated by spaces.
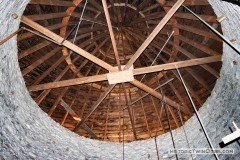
xmin=18 ymin=0 xmax=222 ymax=142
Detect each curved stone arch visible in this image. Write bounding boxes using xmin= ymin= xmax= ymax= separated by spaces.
xmin=0 ymin=0 xmax=240 ymax=159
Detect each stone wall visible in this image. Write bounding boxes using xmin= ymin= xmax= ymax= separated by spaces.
xmin=0 ymin=0 xmax=239 ymax=159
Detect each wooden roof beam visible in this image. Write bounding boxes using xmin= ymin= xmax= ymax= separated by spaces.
xmin=177 ymin=35 xmax=220 ymax=56
xmin=174 ymin=44 xmax=220 ymax=78
xmin=102 ymin=0 xmax=137 ymax=140
xmin=26 ymin=12 xmax=68 ymax=21
xmin=163 ymin=0 xmax=209 ymax=6
xmin=129 ymin=12 xmax=216 ymax=25
xmin=124 ymin=0 xmax=185 ymax=70
xmin=48 ymin=87 xmax=69 ymax=116
xmin=104 ymin=94 xmax=111 ymax=141
xmin=139 ymin=95 xmax=152 ymax=138
xmin=28 ymin=55 xmax=221 ymax=91
xmin=88 ymin=0 xmax=117 ymax=24
xmin=184 ymin=67 xmax=212 ymax=93
xmin=21 ymin=47 xmax=61 ymax=76
xmin=167 ymin=105 xmax=181 ymax=127
xmin=60 ymin=99 xmax=98 ymax=139
xmin=73 ymin=84 xmax=116 ymax=132
xmin=163 ymin=74 xmax=189 ymax=110
xmin=34 ymin=56 xmax=78 ymax=105
xmin=29 ymin=0 xmax=76 ymax=7
xmin=18 ymin=23 xmax=68 ymax=41
xmin=18 ymin=40 xmax=52 ymax=60
xmin=61 ymin=85 xmax=81 ymax=125
xmin=127 ymin=0 xmax=152 ymax=22
xmin=131 ymin=79 xmax=192 ymax=115
xmin=175 ymin=24 xmax=221 ymax=42
xmin=151 ymin=55 xmax=204 ymax=106
xmin=21 ymin=16 xmax=115 ymax=72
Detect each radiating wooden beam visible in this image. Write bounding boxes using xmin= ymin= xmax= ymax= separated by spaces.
xmin=184 ymin=67 xmax=212 ymax=92
xmin=177 ymin=35 xmax=220 ymax=56
xmin=27 ymin=12 xmax=68 ymax=21
xmin=21 ymin=47 xmax=61 ymax=76
xmin=73 ymin=84 xmax=116 ymax=132
xmin=132 ymin=55 xmax=221 ymax=75
xmin=130 ymin=12 xmax=216 ymax=25
xmin=139 ymin=91 xmax=152 ymax=138
xmin=102 ymin=0 xmax=137 ymax=140
xmin=163 ymin=74 xmax=189 ymax=110
xmin=28 ymin=55 xmax=221 ymax=91
xmin=34 ymin=56 xmax=77 ymax=105
xmin=21 ymin=16 xmax=115 ymax=72
xmin=127 ymin=0 xmax=152 ymax=21
xmin=174 ymin=44 xmax=220 ymax=78
xmin=60 ymin=99 xmax=98 ymax=139
xmin=167 ymin=105 xmax=181 ymax=127
xmin=48 ymin=87 xmax=69 ymax=116
xmin=175 ymin=24 xmax=221 ymax=42
xmin=124 ymin=0 xmax=185 ymax=70
xmin=104 ymin=94 xmax=111 ymax=141
xmin=102 ymin=0 xmax=121 ymax=68
xmin=18 ymin=41 xmax=52 ymax=59
xmin=29 ymin=0 xmax=76 ymax=7
xmin=88 ymin=0 xmax=117 ymax=23
xmin=79 ymin=84 xmax=94 ymax=118
xmin=61 ymin=86 xmax=81 ymax=125
xmin=18 ymin=23 xmax=67 ymax=41
xmin=131 ymin=79 xmax=192 ymax=115
xmin=163 ymin=0 xmax=209 ymax=6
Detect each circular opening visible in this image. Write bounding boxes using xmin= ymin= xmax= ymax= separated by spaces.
xmin=18 ymin=0 xmax=222 ymax=142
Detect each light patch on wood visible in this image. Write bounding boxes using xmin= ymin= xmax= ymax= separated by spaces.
xmin=107 ymin=70 xmax=134 ymax=84
xmin=216 ymin=15 xmax=225 ymax=23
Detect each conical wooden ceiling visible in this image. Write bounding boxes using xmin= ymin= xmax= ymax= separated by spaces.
xmin=18 ymin=0 xmax=222 ymax=142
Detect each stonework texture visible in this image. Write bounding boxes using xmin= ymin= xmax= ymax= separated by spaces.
xmin=0 ymin=0 xmax=240 ymax=159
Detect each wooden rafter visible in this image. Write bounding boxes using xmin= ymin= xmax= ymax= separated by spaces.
xmin=163 ymin=73 xmax=189 ymax=110
xmin=167 ymin=105 xmax=181 ymax=127
xmin=21 ymin=47 xmax=61 ymax=76
xmin=124 ymin=0 xmax=185 ymax=70
xmin=18 ymin=41 xmax=52 ymax=60
xmin=61 ymin=85 xmax=81 ymax=125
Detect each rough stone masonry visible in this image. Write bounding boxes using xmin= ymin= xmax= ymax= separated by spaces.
xmin=0 ymin=0 xmax=240 ymax=159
